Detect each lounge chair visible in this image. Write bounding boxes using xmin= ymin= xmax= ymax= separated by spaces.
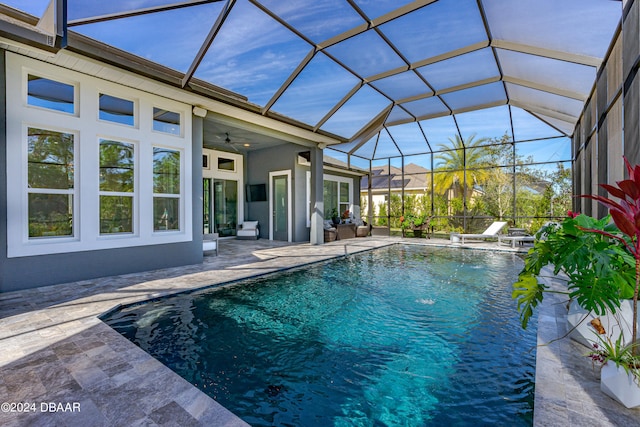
xmin=498 ymin=234 xmax=535 ymax=248
xmin=458 ymin=221 xmax=508 ymax=244
xmin=498 ymin=222 xmax=562 ymax=248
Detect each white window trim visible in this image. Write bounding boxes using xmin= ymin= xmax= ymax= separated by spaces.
xmin=24 ymin=70 xmax=79 ymax=117
xmin=97 ymin=91 xmax=138 ymax=129
xmin=323 ymin=173 xmax=354 ymax=216
xmin=98 ymin=137 xmax=138 ymax=236
xmin=152 ymin=105 xmax=183 ymax=137
xmin=152 ymin=145 xmax=184 ymax=234
xmin=202 ymin=148 xmax=245 ymax=227
xmin=24 ymin=125 xmax=79 ymax=242
xmin=6 ymin=52 xmax=193 ymax=257
xmin=216 ymin=155 xmax=237 ymax=173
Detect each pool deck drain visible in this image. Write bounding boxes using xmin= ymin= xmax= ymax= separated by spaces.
xmin=0 ymin=237 xmax=637 ymax=426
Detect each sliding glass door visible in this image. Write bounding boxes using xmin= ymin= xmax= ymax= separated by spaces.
xmin=213 ymin=179 xmax=237 ymax=237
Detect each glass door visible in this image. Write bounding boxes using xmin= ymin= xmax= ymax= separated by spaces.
xmin=214 ymin=179 xmax=238 ymax=237
xmin=203 ymin=178 xmax=212 ymax=234
xmin=273 ymin=175 xmax=288 ymax=241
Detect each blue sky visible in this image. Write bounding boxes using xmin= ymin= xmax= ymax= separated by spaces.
xmin=4 ymin=0 xmax=619 ymax=163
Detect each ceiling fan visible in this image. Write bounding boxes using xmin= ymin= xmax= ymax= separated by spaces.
xmin=223 ymin=132 xmax=254 ymax=152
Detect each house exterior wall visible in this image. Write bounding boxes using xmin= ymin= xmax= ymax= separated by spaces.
xmin=1 ymin=51 xmax=202 ymax=292
xmin=246 ymin=146 xmax=362 ymax=242
xmin=246 ymin=144 xmax=292 ymax=240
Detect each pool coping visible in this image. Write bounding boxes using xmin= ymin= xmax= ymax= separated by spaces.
xmin=0 ymin=237 xmax=636 ymax=425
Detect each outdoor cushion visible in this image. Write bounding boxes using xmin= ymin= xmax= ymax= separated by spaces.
xmin=242 ymin=221 xmax=258 ymax=229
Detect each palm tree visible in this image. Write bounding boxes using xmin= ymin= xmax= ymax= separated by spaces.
xmin=433 ymin=134 xmax=491 ymax=201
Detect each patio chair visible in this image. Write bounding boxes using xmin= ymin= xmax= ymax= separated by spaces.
xmin=458 ymin=221 xmax=508 ymax=244
xmin=354 ymin=218 xmax=371 ymax=237
xmin=323 ymin=220 xmax=337 ymax=242
xmin=237 ymin=221 xmax=259 ymax=240
xmin=203 ymin=233 xmax=219 ymax=255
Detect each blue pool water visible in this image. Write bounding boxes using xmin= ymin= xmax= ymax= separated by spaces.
xmin=103 ymin=245 xmax=536 ymax=426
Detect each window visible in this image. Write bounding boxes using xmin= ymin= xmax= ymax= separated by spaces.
xmin=218 ymin=157 xmax=235 ymax=171
xmin=153 ymin=107 xmax=181 ymax=135
xmin=27 ymin=75 xmax=75 ymax=114
xmin=340 ymin=182 xmax=350 ymax=215
xmin=153 ymin=147 xmax=181 ymax=231
xmin=324 ymin=180 xmax=338 ymax=217
xmin=323 ymin=176 xmax=353 ymax=218
xmin=7 ymin=53 xmax=193 ymax=257
xmin=99 ymin=94 xmax=134 ymax=126
xmin=27 ymin=127 xmax=74 ymax=238
xmin=99 ymin=139 xmax=135 ymax=234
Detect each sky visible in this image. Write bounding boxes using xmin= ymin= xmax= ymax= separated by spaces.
xmin=2 ymin=0 xmax=621 ymax=163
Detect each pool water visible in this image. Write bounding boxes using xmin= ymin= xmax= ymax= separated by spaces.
xmin=103 ymin=245 xmax=536 ymax=426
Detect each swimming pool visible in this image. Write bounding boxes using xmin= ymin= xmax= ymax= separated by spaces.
xmin=103 ymin=245 xmax=536 ymax=426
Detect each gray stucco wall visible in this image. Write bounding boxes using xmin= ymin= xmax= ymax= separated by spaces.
xmin=246 ymin=144 xmax=308 ymax=242
xmin=0 ymin=58 xmax=203 ymax=293
xmin=246 ymin=145 xmax=363 ymax=242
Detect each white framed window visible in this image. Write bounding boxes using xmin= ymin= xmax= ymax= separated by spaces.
xmin=26 ymin=74 xmax=76 ymax=115
xmin=202 ymin=148 xmax=245 ymax=237
xmin=27 ymin=126 xmax=76 ymax=239
xmin=99 ymin=138 xmax=135 ymax=234
xmin=152 ymin=107 xmax=181 ymax=136
xmin=99 ymin=93 xmax=136 ymax=127
xmin=153 ymin=147 xmax=181 ymax=232
xmin=6 ymin=52 xmax=193 ymax=257
xmin=323 ymin=174 xmax=353 ymax=218
xmin=217 ymin=156 xmax=235 ymax=172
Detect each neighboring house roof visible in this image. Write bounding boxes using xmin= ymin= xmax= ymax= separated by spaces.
xmin=361 ymin=164 xmax=429 ymax=192
xmin=322 ymin=154 xmax=368 ymax=176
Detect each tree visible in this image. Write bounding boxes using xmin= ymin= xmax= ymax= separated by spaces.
xmin=377 ymin=201 xmax=388 ymax=226
xmin=389 ymin=194 xmax=402 ymax=228
xmin=547 ymin=162 xmax=572 ymax=217
xmin=433 ymin=134 xmax=491 ymax=202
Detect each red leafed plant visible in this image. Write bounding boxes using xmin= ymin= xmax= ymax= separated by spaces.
xmin=584 ymin=157 xmax=640 ymax=354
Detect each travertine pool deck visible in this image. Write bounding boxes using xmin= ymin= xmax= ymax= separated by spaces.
xmin=0 ymin=236 xmax=638 ymax=426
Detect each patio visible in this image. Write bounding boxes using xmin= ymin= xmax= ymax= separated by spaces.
xmin=0 ymin=237 xmax=638 ymax=426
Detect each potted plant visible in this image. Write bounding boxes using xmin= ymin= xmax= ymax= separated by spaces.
xmin=330 ymin=208 xmax=340 ymax=225
xmin=513 ymin=156 xmax=640 ymax=407
xmin=400 ymin=213 xmax=431 ymax=238
xmin=514 ymin=213 xmax=635 ymax=344
xmin=588 ymin=334 xmax=640 ymax=408
xmin=341 ymin=209 xmax=351 ymax=223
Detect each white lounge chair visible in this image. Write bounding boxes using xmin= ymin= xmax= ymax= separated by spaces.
xmin=498 ymin=234 xmax=535 ymax=248
xmin=497 ymin=223 xmax=558 ymax=248
xmin=458 ymin=221 xmax=508 ymax=244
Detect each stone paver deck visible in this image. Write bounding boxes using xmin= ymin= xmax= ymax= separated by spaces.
xmin=532 ymin=267 xmax=640 ymax=426
xmin=0 ymin=236 xmax=637 ymax=426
